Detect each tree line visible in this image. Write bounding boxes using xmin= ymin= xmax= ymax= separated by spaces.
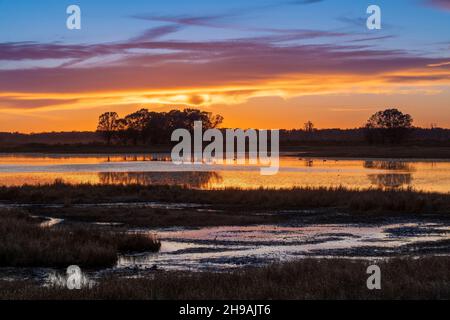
xmin=97 ymin=108 xmax=223 ymax=145
xmin=302 ymin=108 xmax=415 ymax=144
xmin=97 ymin=107 xmax=417 ymax=145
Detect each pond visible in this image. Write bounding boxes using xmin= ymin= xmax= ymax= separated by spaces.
xmin=0 ymin=153 xmax=449 ymax=192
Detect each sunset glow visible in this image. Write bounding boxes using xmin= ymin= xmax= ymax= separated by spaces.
xmin=1 ymin=0 xmax=450 ymax=132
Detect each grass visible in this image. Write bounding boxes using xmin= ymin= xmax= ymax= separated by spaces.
xmin=0 ymin=257 xmax=449 ymax=300
xmin=0 ymin=184 xmax=448 ymax=300
xmin=0 ymin=210 xmax=161 ymax=268
xmin=29 ymin=206 xmax=289 ymax=228
xmin=0 ymin=183 xmax=448 ymax=214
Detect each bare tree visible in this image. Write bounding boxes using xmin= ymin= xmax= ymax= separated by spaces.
xmin=304 ymin=121 xmax=315 ymax=133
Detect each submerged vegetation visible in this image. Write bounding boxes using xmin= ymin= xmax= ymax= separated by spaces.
xmin=0 ymin=210 xmax=161 ymax=268
xmin=1 ymin=257 xmax=449 ymax=300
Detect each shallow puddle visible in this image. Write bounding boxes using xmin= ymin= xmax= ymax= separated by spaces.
xmin=117 ymin=222 xmax=450 ymax=272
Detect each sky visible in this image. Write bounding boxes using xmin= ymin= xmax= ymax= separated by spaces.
xmin=0 ymin=0 xmax=449 ymax=132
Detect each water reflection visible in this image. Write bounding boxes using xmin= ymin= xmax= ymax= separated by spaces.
xmin=0 ymin=154 xmax=448 ymax=193
xmin=304 ymin=159 xmax=314 ymax=167
xmin=117 ymin=222 xmax=450 ymax=272
xmin=364 ymin=161 xmax=415 ymax=189
xmin=98 ymin=171 xmax=222 ymax=188
xmin=107 ymin=155 xmax=171 ymax=162
xmin=0 ymin=154 xmax=171 ymax=165
xmin=363 ymin=160 xmax=416 ymax=172
xmin=368 ymin=174 xmax=413 ymax=189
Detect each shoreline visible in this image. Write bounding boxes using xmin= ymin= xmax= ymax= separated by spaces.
xmin=1 ymin=144 xmax=450 ymax=159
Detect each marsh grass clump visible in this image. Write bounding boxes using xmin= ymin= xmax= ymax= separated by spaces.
xmin=0 ymin=210 xmax=160 ymax=268
xmin=115 ymin=232 xmax=161 ymax=253
xmin=0 ymin=183 xmax=447 ymax=214
xmin=32 ymin=205 xmax=287 ymax=229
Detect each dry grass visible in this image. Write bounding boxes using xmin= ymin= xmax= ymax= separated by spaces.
xmin=0 ymin=183 xmax=448 ymax=214
xmin=0 ymin=210 xmax=160 ymax=268
xmin=1 ymin=257 xmax=449 ymax=300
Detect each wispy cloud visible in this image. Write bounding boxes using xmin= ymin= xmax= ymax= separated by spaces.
xmin=128 ymin=25 xmax=183 ymax=42
xmin=424 ymin=0 xmax=450 ymax=11
xmin=1 ymin=33 xmax=449 ymax=113
xmin=1 ymin=0 xmax=450 ymax=116
xmin=132 ymin=0 xmax=326 ymax=31
xmin=345 ymin=35 xmax=396 ymax=43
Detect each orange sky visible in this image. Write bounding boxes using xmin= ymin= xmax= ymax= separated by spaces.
xmin=1 ymin=1 xmax=450 ymax=132
xmin=1 ymin=68 xmax=450 ymax=132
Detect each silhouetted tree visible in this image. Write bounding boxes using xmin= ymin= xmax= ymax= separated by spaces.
xmin=304 ymin=121 xmax=315 ymax=133
xmin=124 ymin=109 xmax=151 ymax=145
xmin=114 ymin=118 xmax=129 ymax=145
xmin=210 ymin=114 xmax=224 ymax=129
xmin=97 ymin=112 xmax=119 ymax=145
xmin=145 ymin=111 xmax=172 ymax=144
xmin=98 ymin=108 xmax=224 ymax=146
xmin=364 ymin=108 xmax=413 ymax=144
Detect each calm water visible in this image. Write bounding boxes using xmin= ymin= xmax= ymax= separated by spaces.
xmin=118 ymin=221 xmax=450 ymax=272
xmin=2 ymin=219 xmax=448 ymax=282
xmin=0 ymin=153 xmax=449 ymax=193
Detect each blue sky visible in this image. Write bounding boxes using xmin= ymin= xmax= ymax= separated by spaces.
xmin=1 ymin=0 xmax=449 ymax=49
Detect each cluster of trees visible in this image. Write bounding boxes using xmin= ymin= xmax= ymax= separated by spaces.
xmin=97 ymin=108 xmax=223 ymax=145
xmin=97 ymin=107 xmax=415 ymax=146
xmin=364 ymin=108 xmax=413 ymax=144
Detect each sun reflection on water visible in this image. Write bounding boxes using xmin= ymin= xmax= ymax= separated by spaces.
xmin=0 ymin=154 xmax=449 ymax=193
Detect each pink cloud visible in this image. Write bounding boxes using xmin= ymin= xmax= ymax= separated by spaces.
xmin=0 ymin=37 xmax=448 ymax=95
xmin=426 ymin=0 xmax=450 ymax=11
